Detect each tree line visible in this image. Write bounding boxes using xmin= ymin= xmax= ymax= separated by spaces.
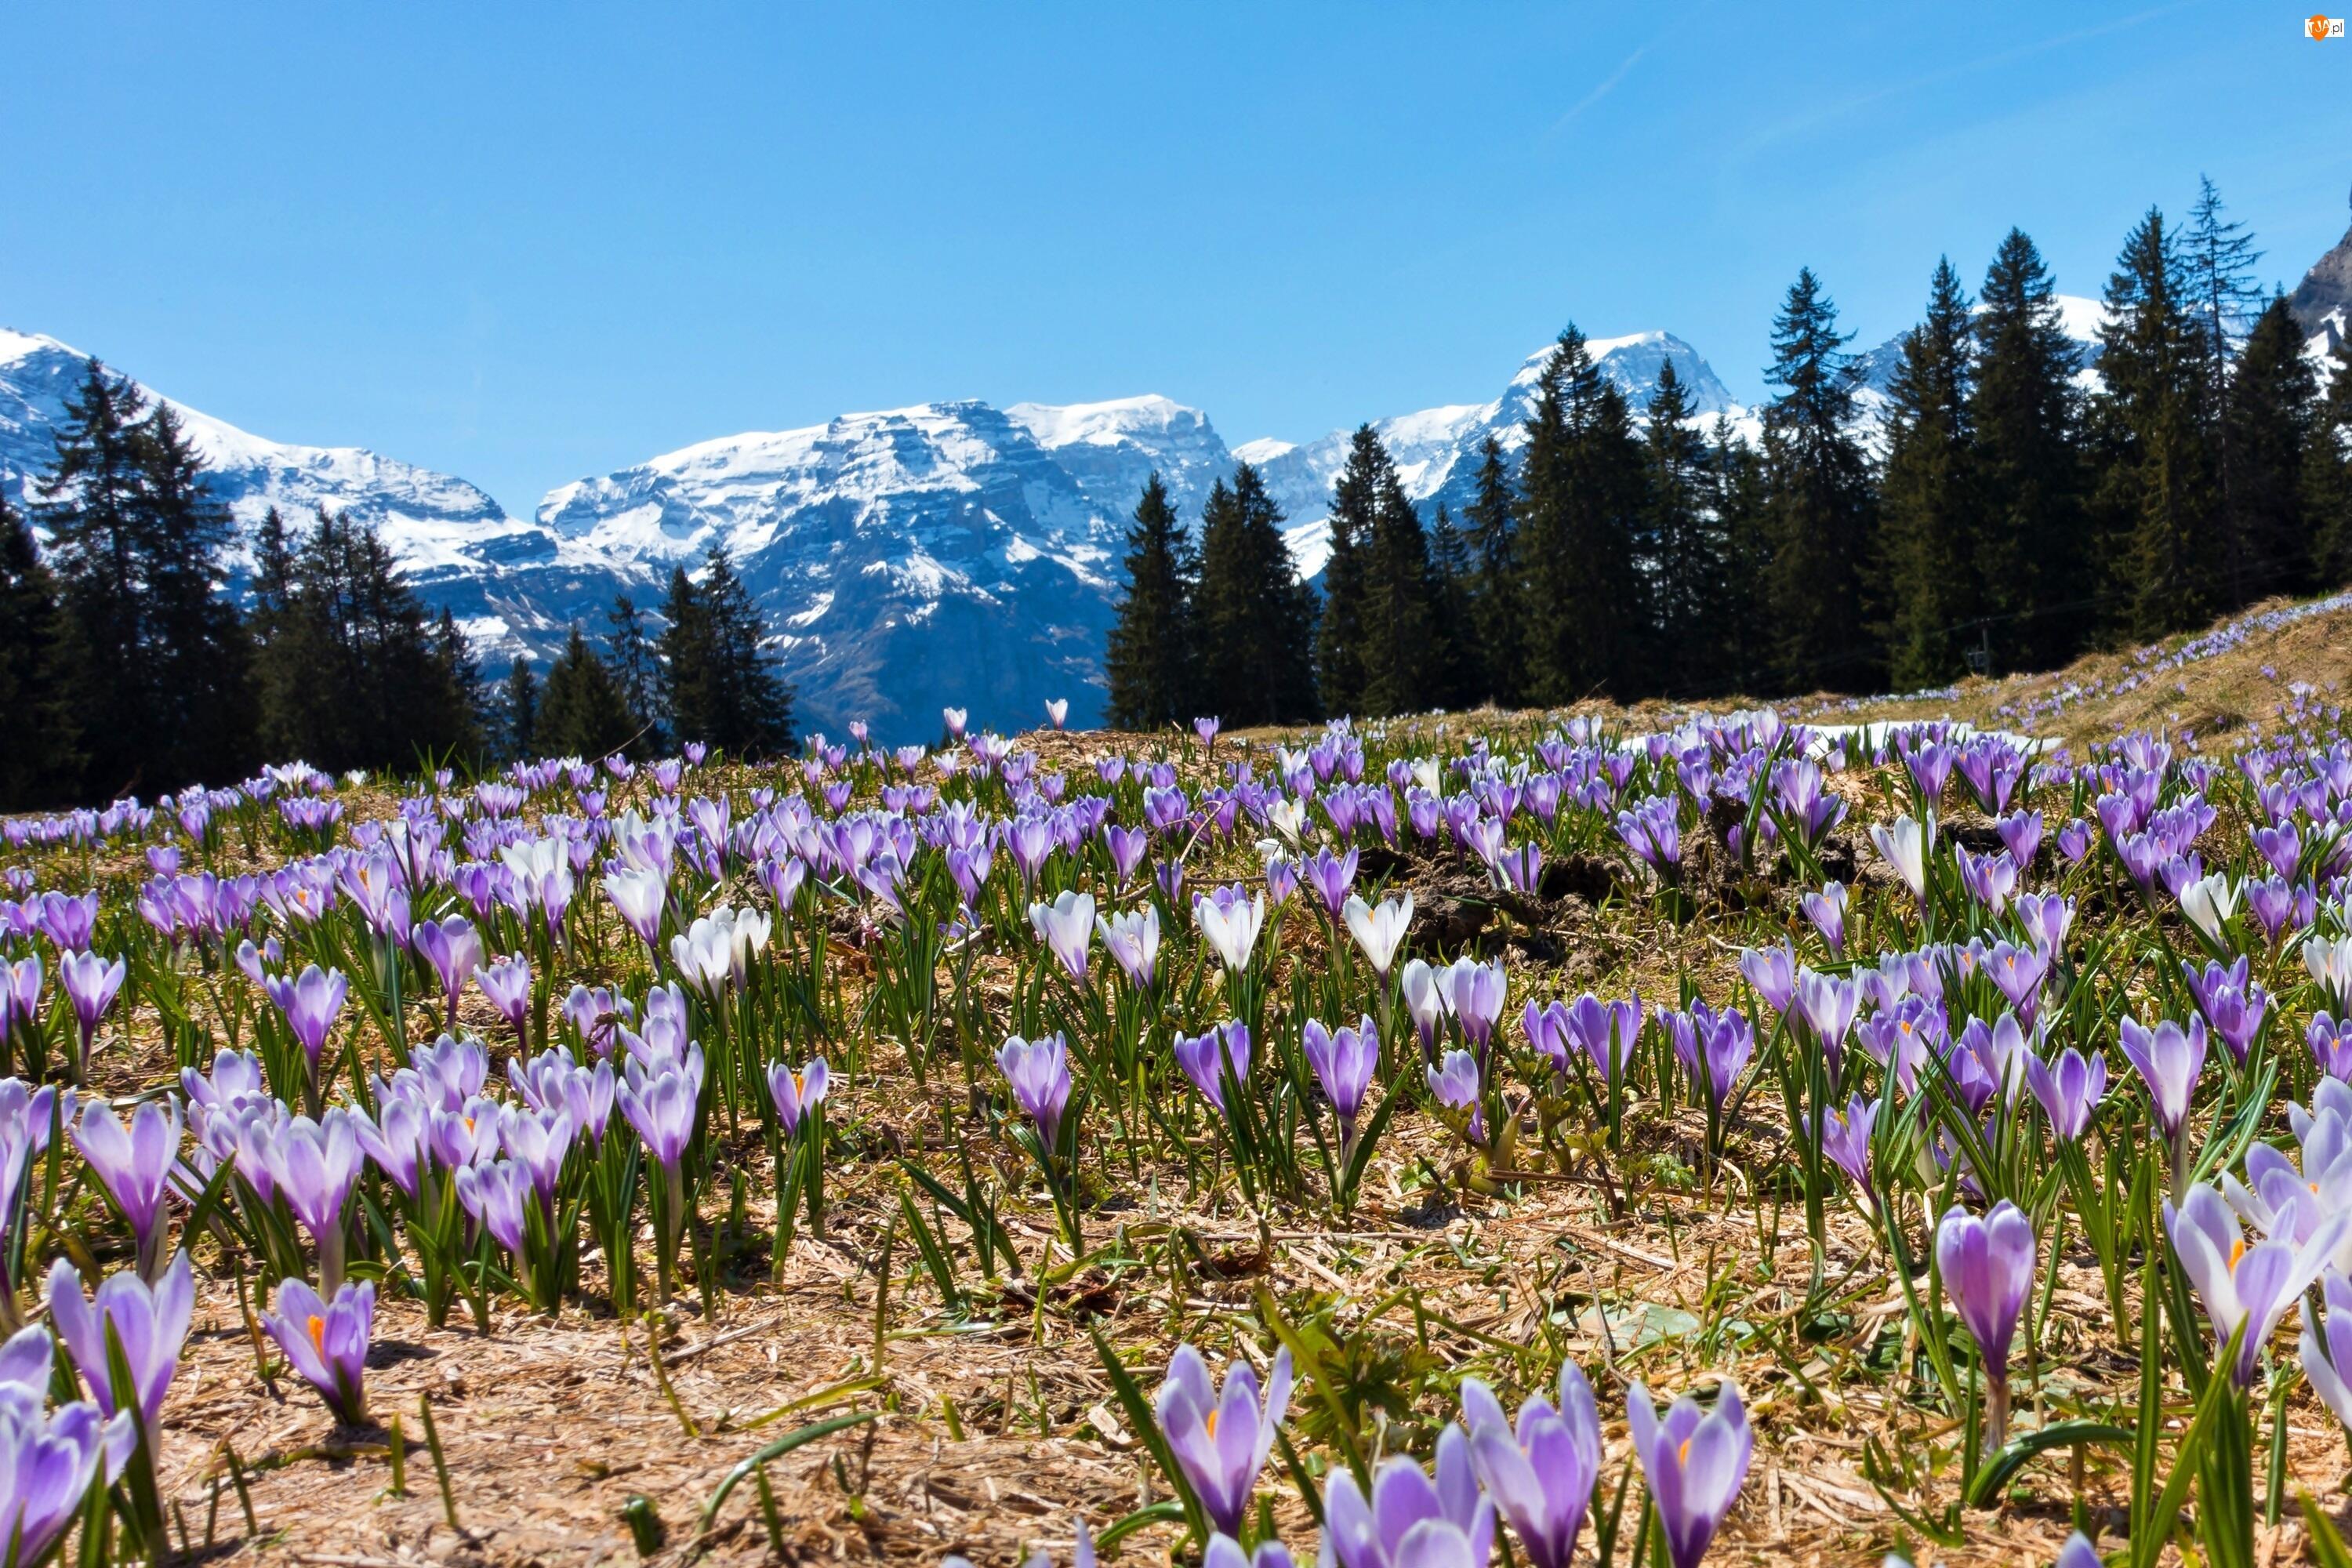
xmin=0 ymin=363 xmax=793 ymax=809
xmin=1108 ymin=179 xmax=2352 ymax=729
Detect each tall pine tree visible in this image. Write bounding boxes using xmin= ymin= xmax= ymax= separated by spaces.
xmin=505 ymin=656 xmax=539 ymax=759
xmin=1104 ymin=472 xmax=1199 ymax=730
xmin=1642 ymin=361 xmax=1729 ymax=696
xmin=2223 ymin=295 xmax=2320 ymax=603
xmin=1759 ymin=270 xmax=1878 ymax=691
xmin=1706 ymin=416 xmax=1774 ymax=695
xmin=1879 ymin=258 xmax=1980 ymax=688
xmin=1426 ymin=503 xmax=1483 ymax=710
xmin=660 ymin=545 xmax=794 ymax=757
xmin=2092 ymin=206 xmax=2221 ymax=638
xmin=0 ymin=489 xmax=83 ymax=807
xmin=1458 ymin=437 xmax=1523 ymax=706
xmin=1196 ymin=463 xmax=1318 ymax=724
xmin=605 ymin=594 xmax=666 ymax=754
xmin=537 ymin=624 xmax=638 ymax=758
xmin=1315 ymin=428 xmax=1386 ymax=717
xmin=1971 ymin=229 xmax=2089 ymax=670
xmin=1359 ymin=457 xmax=1445 ymax=718
xmin=2313 ymin=343 xmax=2352 ymax=586
xmin=1519 ymin=328 xmax=1646 ymax=701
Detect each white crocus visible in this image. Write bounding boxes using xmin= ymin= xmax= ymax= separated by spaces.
xmin=1868 ymin=815 xmax=1933 ymax=902
xmin=1267 ymin=797 xmax=1308 ymax=843
xmin=2307 ymin=934 xmax=2352 ymax=1009
xmin=1409 ymin=756 xmax=1443 ymax=795
xmin=1193 ymin=890 xmax=1267 ymax=976
xmin=2179 ymin=871 xmax=2241 ymax=945
xmin=1342 ymin=893 xmax=1414 ymax=978
xmin=603 ymin=866 xmax=669 ymax=947
xmin=1028 ymin=889 xmax=1097 ymax=978
xmin=1095 ymin=904 xmax=1161 ymax=988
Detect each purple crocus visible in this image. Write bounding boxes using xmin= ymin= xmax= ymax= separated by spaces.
xmin=1564 ymin=993 xmax=1642 ymax=1086
xmin=1428 ymin=1050 xmax=1486 ymax=1149
xmin=1321 ymin=1428 xmax=1495 ymax=1568
xmin=1820 ymin=1095 xmax=1878 ymax=1209
xmin=1152 ymin=1344 xmax=1294 ymax=1537
xmin=1737 ymin=944 xmax=1797 ymax=1016
xmin=46 ymin=1250 xmax=193 ymax=1450
xmin=1436 ymin=957 xmax=1508 ymax=1054
xmin=265 ymin=964 xmax=350 ymax=1080
xmin=1626 ymin=1380 xmax=1752 ymax=1568
xmin=1794 ymin=969 xmax=1860 ymax=1089
xmin=0 ymin=1327 xmax=132 ymax=1567
xmin=2166 ymin=1182 xmax=2345 ymax=1386
xmin=1798 ymin=882 xmax=1847 ymax=958
xmin=2121 ymin=1015 xmax=2208 ymax=1192
xmin=996 ymin=1033 xmax=1073 ymax=1148
xmin=1175 ymin=1022 xmax=1253 ymax=1112
xmin=764 ymin=1058 xmax=829 ymax=1135
xmin=2023 ymin=1047 xmax=2108 ymax=1142
xmin=477 ymin=955 xmax=532 ymax=1040
xmin=410 ymin=916 xmax=482 ymax=1024
xmin=56 ymin=949 xmax=125 ymax=1080
xmin=1460 ymin=1361 xmax=1602 ymax=1568
xmin=71 ymin=1098 xmax=181 ymax=1281
xmin=2299 ymin=1269 xmax=2352 ymax=1434
xmin=1935 ymin=1200 xmax=2036 ymax=1443
xmin=1302 ymin=1017 xmax=1379 ymax=1146
xmin=264 ymin=1109 xmax=366 ymax=1292
xmin=262 ymin=1277 xmax=373 ymax=1425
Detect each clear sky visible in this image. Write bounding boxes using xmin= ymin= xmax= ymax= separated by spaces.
xmin=3 ymin=2 xmax=2348 ymax=517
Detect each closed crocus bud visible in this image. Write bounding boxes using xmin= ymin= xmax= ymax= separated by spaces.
xmin=1934 ymin=1201 xmax=2035 ymax=1443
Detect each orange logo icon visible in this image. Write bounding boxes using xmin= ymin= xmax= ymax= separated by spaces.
xmin=2314 ymin=13 xmax=2333 ymax=37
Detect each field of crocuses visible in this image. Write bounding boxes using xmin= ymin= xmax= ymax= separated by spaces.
xmin=21 ymin=637 xmax=2352 ymax=1568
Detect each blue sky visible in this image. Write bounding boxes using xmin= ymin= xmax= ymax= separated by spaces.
xmin=3 ymin=2 xmax=2347 ymax=517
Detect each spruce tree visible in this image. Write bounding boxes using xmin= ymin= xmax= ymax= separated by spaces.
xmin=1759 ymin=270 xmax=1878 ymax=692
xmin=1359 ymin=459 xmax=1443 ymax=717
xmin=661 ymin=546 xmax=793 ymax=757
xmin=1315 ymin=428 xmax=1385 ymax=717
xmin=2092 ymin=206 xmax=2221 ymax=638
xmin=1519 ymin=328 xmax=1647 ymax=701
xmin=1195 ymin=463 xmax=1318 ymax=724
xmin=605 ymin=593 xmax=666 ymax=754
xmin=1104 ymin=472 xmax=1199 ymax=730
xmin=1879 ymin=258 xmax=1980 ymax=688
xmin=2183 ymin=176 xmax=2264 ymax=574
xmin=0 ymin=490 xmax=83 ymax=808
xmin=1706 ymin=416 xmax=1774 ymax=696
xmin=1426 ymin=503 xmax=1483 ymax=710
xmin=537 ymin=624 xmax=638 ymax=758
xmin=434 ymin=606 xmax=488 ymax=762
xmin=1458 ymin=437 xmax=1523 ymax=706
xmin=2223 ymin=295 xmax=2319 ymax=603
xmin=1971 ymin=229 xmax=2089 ymax=669
xmin=1642 ymin=361 xmax=1727 ymax=696
xmin=505 ymin=656 xmax=539 ymax=759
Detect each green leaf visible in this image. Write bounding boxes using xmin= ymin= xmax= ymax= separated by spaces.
xmin=1964 ymin=1421 xmax=2135 ymax=1508
xmin=697 ymin=1411 xmax=874 ymax=1537
xmin=1088 ymin=1325 xmax=1208 ymax=1548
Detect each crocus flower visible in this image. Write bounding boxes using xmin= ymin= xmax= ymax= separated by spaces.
xmin=1428 ymin=1050 xmax=1486 ymax=1148
xmin=2299 ymin=1269 xmax=2352 ymax=1434
xmin=617 ymin=1065 xmax=699 ymax=1172
xmin=1029 ymin=890 xmax=1096 ymax=982
xmin=0 ymin=1330 xmax=132 ymax=1567
xmin=56 ymin=949 xmax=125 ymax=1078
xmin=1436 ymin=957 xmax=1508 ymax=1054
xmin=1799 ymin=882 xmax=1847 ymax=957
xmin=1936 ymin=1201 xmax=2035 ymax=1443
xmin=1564 ymin=993 xmax=1641 ymax=1085
xmin=2121 ymin=1014 xmax=2207 ymax=1190
xmin=1321 ymin=1428 xmax=1494 ymax=1568
xmin=264 ymin=1109 xmax=366 ymax=1292
xmin=1820 ymin=1095 xmax=1878 ymax=1207
xmin=46 ymin=1250 xmax=193 ymax=1447
xmin=1343 ymin=893 xmax=1414 ymax=980
xmin=71 ymin=1098 xmax=181 ymax=1280
xmin=1096 ymin=906 xmax=1161 ymax=989
xmin=765 ymin=1058 xmax=829 ymax=1136
xmin=265 ymin=964 xmax=349 ymax=1077
xmin=1175 ymin=1022 xmax=1252 ymax=1112
xmin=2023 ymin=1047 xmax=2107 ymax=1142
xmin=2180 ymin=871 xmax=2241 ymax=946
xmin=1303 ymin=1017 xmax=1379 ymax=1148
xmin=1460 ymin=1361 xmax=1601 ymax=1568
xmin=1794 ymin=969 xmax=1860 ymax=1088
xmin=262 ymin=1277 xmax=373 ymax=1424
xmin=477 ymin=956 xmax=532 ymax=1040
xmin=410 ymin=916 xmax=482 ymax=1022
xmin=996 ymin=1033 xmax=1072 ymax=1148
xmin=1401 ymin=960 xmax=1443 ymax=1057
xmin=1737 ymin=944 xmax=1796 ymax=1015
xmin=1869 ymin=817 xmax=1931 ymax=904
xmin=2166 ymin=1182 xmax=2346 ymax=1386
xmin=1627 ymin=1380 xmax=1751 ymax=1568
xmin=1193 ymin=886 xmax=1266 ymax=977
xmin=1044 ymin=697 xmax=1069 ymax=729
xmin=1152 ymin=1345 xmax=1294 ymax=1537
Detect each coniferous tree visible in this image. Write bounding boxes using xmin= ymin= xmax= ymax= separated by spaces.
xmin=537 ymin=624 xmax=637 ymax=758
xmin=2092 ymin=206 xmax=2221 ymax=638
xmin=1642 ymin=361 xmax=1728 ymax=695
xmin=2312 ymin=344 xmax=2352 ymax=586
xmin=1315 ymin=429 xmax=1385 ymax=717
xmin=505 ymin=656 xmax=539 ymax=759
xmin=434 ymin=607 xmax=488 ymax=761
xmin=1879 ymin=258 xmax=1980 ymax=688
xmin=1359 ymin=459 xmax=1444 ymax=717
xmin=2223 ymin=295 xmax=2320 ymax=603
xmin=661 ymin=546 xmax=793 ymax=757
xmin=1519 ymin=328 xmax=1646 ymax=701
xmin=252 ymin=508 xmax=474 ymax=771
xmin=2183 ymin=176 xmax=2265 ymax=578
xmin=1706 ymin=416 xmax=1774 ymax=696
xmin=1105 ymin=472 xmax=1200 ymax=730
xmin=1971 ymin=229 xmax=2089 ymax=669
xmin=1458 ymin=437 xmax=1523 ymax=706
xmin=0 ymin=490 xmax=83 ymax=807
xmin=1196 ymin=463 xmax=1318 ymax=724
xmin=1760 ymin=270 xmax=1878 ymax=692
xmin=1426 ymin=503 xmax=1483 ymax=710
xmin=605 ymin=594 xmax=666 ymax=755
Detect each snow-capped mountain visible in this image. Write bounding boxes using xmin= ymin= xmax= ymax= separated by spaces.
xmin=2291 ymin=214 xmax=2352 ymax=363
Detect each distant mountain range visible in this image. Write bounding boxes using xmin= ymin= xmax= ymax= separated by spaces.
xmin=4 ymin=221 xmax=2346 ymax=743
